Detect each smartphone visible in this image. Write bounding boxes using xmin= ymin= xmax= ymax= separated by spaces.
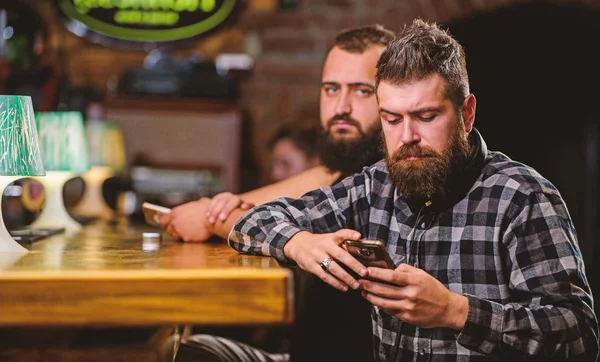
xmin=142 ymin=202 xmax=171 ymax=227
xmin=344 ymin=239 xmax=394 ymax=269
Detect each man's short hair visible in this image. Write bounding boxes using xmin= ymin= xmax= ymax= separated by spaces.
xmin=375 ymin=19 xmax=470 ymax=110
xmin=334 ymin=24 xmax=395 ymax=53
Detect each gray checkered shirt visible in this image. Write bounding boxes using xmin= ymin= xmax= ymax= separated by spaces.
xmin=229 ymin=152 xmax=598 ymax=362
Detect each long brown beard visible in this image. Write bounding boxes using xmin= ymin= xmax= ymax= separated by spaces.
xmin=385 ymin=121 xmax=471 ymax=200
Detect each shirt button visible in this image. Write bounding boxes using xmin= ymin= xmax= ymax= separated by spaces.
xmin=419 ymin=348 xmax=426 ymax=355
xmin=420 ymin=222 xmax=426 ymax=229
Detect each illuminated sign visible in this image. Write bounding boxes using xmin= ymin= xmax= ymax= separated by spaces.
xmin=56 ymin=0 xmax=238 ymax=44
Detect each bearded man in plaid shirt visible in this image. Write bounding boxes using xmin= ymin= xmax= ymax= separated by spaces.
xmin=229 ymin=19 xmax=599 ymax=362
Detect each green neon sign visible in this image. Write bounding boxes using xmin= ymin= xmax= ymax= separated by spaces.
xmin=57 ymin=0 xmax=238 ymax=43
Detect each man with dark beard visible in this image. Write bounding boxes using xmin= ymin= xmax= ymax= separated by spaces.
xmin=168 ymin=25 xmax=395 ymax=362
xmin=229 ymin=19 xmax=598 ymax=362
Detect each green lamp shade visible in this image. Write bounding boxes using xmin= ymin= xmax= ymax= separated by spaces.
xmin=86 ymin=120 xmax=126 ymax=172
xmin=36 ymin=112 xmax=91 ymax=173
xmin=0 ymin=95 xmax=46 ymax=176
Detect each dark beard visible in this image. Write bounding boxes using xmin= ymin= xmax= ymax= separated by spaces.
xmin=317 ymin=115 xmax=383 ymax=176
xmin=385 ymin=121 xmax=471 ymax=200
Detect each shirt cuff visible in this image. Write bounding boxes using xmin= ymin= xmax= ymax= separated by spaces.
xmin=456 ymin=293 xmax=504 ymax=355
xmin=264 ymin=223 xmax=305 ymax=265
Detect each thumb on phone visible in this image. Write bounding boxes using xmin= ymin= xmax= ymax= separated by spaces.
xmin=159 ymin=212 xmax=171 ymax=228
xmin=333 ymin=229 xmax=361 ymax=246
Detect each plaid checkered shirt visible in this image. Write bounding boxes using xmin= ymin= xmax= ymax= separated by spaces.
xmin=229 ymin=152 xmax=599 ymax=362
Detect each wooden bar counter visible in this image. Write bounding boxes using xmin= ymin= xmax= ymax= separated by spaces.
xmin=0 ymin=221 xmax=294 ymax=361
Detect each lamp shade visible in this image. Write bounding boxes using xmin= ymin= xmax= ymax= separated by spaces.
xmin=70 ymin=119 xmax=126 ymax=220
xmin=86 ymin=119 xmax=126 ymax=172
xmin=0 ymin=95 xmax=45 ymax=176
xmin=35 ymin=112 xmax=90 ymax=173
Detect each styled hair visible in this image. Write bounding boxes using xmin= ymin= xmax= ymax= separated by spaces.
xmin=334 ymin=24 xmax=395 ymax=53
xmin=268 ymin=122 xmax=320 ymax=160
xmin=375 ymin=19 xmax=470 ymax=110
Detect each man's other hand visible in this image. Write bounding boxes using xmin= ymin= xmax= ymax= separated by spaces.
xmin=360 ymin=263 xmax=468 ymax=330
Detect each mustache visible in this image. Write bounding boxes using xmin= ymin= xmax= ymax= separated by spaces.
xmin=392 ymin=143 xmax=440 ymax=160
xmin=326 ymin=114 xmax=361 ymax=130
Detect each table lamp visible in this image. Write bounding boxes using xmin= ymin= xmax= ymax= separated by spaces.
xmin=71 ymin=119 xmax=126 ymax=220
xmin=30 ymin=111 xmax=90 ymax=231
xmin=0 ymin=95 xmax=46 ymax=253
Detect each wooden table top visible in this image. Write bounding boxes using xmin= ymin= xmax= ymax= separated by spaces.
xmin=0 ymin=221 xmax=294 ymax=327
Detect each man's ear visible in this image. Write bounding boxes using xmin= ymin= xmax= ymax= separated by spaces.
xmin=461 ymin=94 xmax=476 ymax=133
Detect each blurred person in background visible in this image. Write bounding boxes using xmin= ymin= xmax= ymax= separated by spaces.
xmin=267 ymin=122 xmax=320 ymax=183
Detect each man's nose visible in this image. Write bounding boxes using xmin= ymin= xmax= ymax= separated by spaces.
xmin=401 ymin=119 xmax=421 ymax=144
xmin=334 ymin=90 xmax=351 ymax=115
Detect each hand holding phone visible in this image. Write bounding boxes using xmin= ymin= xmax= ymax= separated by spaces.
xmin=344 ymin=239 xmax=394 ymax=269
xmin=142 ymin=202 xmax=172 ymax=227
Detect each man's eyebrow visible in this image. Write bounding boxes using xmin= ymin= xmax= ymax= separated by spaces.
xmin=349 ymin=82 xmax=375 ymax=88
xmin=408 ymin=106 xmax=443 ymax=116
xmin=321 ymin=82 xmax=375 ymax=88
xmin=379 ymin=108 xmax=401 ymax=117
xmin=380 ymin=106 xmax=444 ymax=117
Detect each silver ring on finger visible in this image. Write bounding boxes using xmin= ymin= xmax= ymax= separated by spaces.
xmin=319 ymin=257 xmax=333 ymax=272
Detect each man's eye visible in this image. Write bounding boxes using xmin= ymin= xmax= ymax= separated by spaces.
xmin=356 ymin=88 xmax=374 ymax=96
xmin=384 ymin=118 xmax=400 ymax=125
xmin=323 ymin=86 xmax=338 ymax=94
xmin=419 ymin=115 xmax=435 ymax=122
